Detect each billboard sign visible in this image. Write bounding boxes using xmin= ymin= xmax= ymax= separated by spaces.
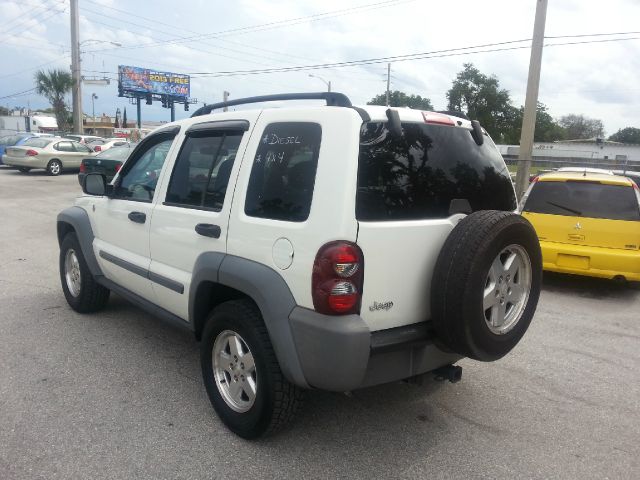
xmin=118 ymin=65 xmax=190 ymax=98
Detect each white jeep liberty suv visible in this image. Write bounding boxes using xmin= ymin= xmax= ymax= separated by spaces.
xmin=57 ymin=92 xmax=542 ymax=438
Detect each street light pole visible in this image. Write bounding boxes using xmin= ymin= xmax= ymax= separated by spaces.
xmin=70 ymin=0 xmax=82 ymax=134
xmin=91 ymin=93 xmax=97 ymax=132
xmin=308 ymin=74 xmax=331 ymax=92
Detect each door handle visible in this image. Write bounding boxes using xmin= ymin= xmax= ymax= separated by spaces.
xmin=195 ymin=223 xmax=221 ymax=239
xmin=128 ymin=211 xmax=146 ymax=224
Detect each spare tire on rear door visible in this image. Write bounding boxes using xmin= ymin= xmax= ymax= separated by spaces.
xmin=431 ymin=210 xmax=542 ymax=362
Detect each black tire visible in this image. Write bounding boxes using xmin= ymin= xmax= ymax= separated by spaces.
xmin=47 ymin=159 xmax=62 ymax=176
xmin=59 ymin=232 xmax=110 ymax=313
xmin=200 ymin=299 xmax=304 ymax=439
xmin=18 ymin=167 xmax=31 ymax=173
xmin=431 ymin=211 xmax=542 ymax=362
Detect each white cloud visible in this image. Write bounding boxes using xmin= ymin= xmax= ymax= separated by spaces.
xmin=1 ymin=0 xmax=639 ymax=132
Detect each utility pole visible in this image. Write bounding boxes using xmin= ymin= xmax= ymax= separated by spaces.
xmin=223 ymin=91 xmax=230 ymax=112
xmin=515 ymin=0 xmax=548 ymax=200
xmin=136 ymin=98 xmax=141 ymax=128
xmin=70 ymin=0 xmax=82 ymax=134
xmin=385 ymin=63 xmax=391 ymax=106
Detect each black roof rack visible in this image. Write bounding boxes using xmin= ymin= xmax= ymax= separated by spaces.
xmin=190 ymin=92 xmax=352 ymax=118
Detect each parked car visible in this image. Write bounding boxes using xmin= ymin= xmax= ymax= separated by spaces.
xmin=520 ymin=171 xmax=640 ymax=282
xmin=78 ymin=144 xmax=136 ymax=185
xmin=0 ymin=133 xmax=55 ymax=165
xmin=86 ymin=138 xmax=130 ymax=152
xmin=612 ymin=169 xmax=640 ymax=186
xmin=3 ymin=137 xmax=96 ymax=175
xmin=57 ymin=92 xmax=542 ymax=438
xmin=63 ymin=134 xmax=103 ymax=145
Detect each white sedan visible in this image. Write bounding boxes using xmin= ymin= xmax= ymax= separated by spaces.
xmin=3 ymin=137 xmax=97 ymax=176
xmin=87 ymin=138 xmax=131 ymax=152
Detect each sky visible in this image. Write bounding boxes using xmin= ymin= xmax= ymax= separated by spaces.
xmin=1 ymin=0 xmax=639 ymax=136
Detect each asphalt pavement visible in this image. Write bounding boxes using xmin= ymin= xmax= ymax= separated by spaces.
xmin=1 ymin=166 xmax=639 ymax=479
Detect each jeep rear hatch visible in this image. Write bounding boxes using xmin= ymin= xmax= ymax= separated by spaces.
xmin=355 ymin=121 xmax=516 ymax=331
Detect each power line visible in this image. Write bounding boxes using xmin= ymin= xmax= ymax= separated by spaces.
xmin=79 ymin=10 xmax=291 ymax=68
xmin=85 ymin=0 xmax=415 ymax=52
xmin=0 ymin=1 xmax=66 ymax=37
xmin=185 ymin=35 xmax=640 ymax=78
xmin=0 ymin=87 xmax=38 ymax=100
xmin=82 ymin=0 xmax=317 ymax=64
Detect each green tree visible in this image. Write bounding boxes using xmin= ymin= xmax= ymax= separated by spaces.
xmin=446 ymin=63 xmax=516 ymax=142
xmin=558 ymin=114 xmax=604 ymax=140
xmin=507 ymin=102 xmax=567 ymax=143
xmin=367 ymin=90 xmax=433 ymax=110
xmin=608 ymin=127 xmax=640 ymax=144
xmin=34 ymin=69 xmax=73 ymax=131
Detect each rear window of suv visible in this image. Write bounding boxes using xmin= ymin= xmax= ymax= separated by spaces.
xmin=523 ymin=180 xmax=640 ymax=221
xmin=356 ymin=122 xmax=516 ymax=221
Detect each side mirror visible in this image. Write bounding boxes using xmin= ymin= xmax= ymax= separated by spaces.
xmin=82 ymin=173 xmax=107 ymax=196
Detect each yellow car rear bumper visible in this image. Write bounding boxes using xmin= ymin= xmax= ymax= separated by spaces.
xmin=540 ymin=240 xmax=640 ymax=281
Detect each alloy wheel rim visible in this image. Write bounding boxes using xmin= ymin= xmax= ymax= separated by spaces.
xmin=64 ymin=249 xmax=82 ymax=297
xmin=212 ymin=330 xmax=257 ymax=413
xmin=483 ymin=244 xmax=532 ymax=335
xmin=50 ymin=162 xmax=60 ymax=174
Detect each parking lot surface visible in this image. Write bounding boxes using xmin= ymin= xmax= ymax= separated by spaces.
xmin=1 ymin=167 xmax=639 ymax=479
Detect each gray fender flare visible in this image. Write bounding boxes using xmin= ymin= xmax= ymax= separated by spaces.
xmin=191 ymin=253 xmax=309 ymax=389
xmin=57 ymin=206 xmax=103 ymax=277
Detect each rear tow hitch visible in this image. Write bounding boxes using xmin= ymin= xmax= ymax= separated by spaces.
xmin=433 ymin=364 xmax=462 ymax=383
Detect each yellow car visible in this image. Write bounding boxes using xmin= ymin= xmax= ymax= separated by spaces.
xmin=520 ymin=171 xmax=640 ymax=282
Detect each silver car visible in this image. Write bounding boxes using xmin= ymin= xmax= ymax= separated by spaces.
xmin=3 ymin=137 xmax=97 ymax=176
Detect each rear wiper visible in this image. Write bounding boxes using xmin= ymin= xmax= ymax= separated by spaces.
xmin=546 ymin=201 xmax=582 ymax=215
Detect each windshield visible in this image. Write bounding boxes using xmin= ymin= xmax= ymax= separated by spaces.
xmin=23 ymin=137 xmax=54 ymax=148
xmin=356 ymin=122 xmax=516 ymax=221
xmin=523 ymin=181 xmax=640 ymax=221
xmin=96 ymin=145 xmax=134 ymax=160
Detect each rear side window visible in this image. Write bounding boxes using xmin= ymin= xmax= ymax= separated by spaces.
xmin=23 ymin=138 xmax=53 ymax=148
xmin=245 ymin=122 xmax=321 ymax=222
xmin=357 ymin=122 xmax=516 ymax=221
xmin=165 ymin=130 xmax=243 ymax=211
xmin=523 ymin=181 xmax=640 ymax=221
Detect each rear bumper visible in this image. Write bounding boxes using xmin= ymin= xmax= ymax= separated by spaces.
xmin=540 ymin=240 xmax=640 ymax=281
xmin=3 ymin=157 xmax=45 ymax=168
xmin=288 ymin=307 xmax=460 ymax=391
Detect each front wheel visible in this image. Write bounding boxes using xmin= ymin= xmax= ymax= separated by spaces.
xmin=200 ymin=300 xmax=303 ymax=439
xmin=59 ymin=232 xmax=110 ymax=312
xmin=47 ymin=159 xmax=62 ymax=176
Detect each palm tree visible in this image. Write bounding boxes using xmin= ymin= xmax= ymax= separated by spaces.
xmin=34 ymin=69 xmax=73 ymax=131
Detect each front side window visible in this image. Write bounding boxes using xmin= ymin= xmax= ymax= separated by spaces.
xmin=165 ymin=130 xmax=243 ymax=210
xmin=245 ymin=122 xmax=321 ymax=222
xmin=357 ymin=122 xmax=516 ymax=221
xmin=523 ymin=181 xmax=640 ymax=221
xmin=114 ymin=137 xmax=174 ymax=202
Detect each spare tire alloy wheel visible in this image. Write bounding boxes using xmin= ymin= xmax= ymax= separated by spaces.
xmin=483 ymin=244 xmax=532 ymax=335
xmin=48 ymin=160 xmax=62 ymax=176
xmin=431 ymin=211 xmax=542 ymax=362
xmin=213 ymin=330 xmax=257 ymax=413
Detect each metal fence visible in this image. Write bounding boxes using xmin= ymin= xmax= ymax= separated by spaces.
xmin=503 ymin=156 xmax=640 ymax=174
